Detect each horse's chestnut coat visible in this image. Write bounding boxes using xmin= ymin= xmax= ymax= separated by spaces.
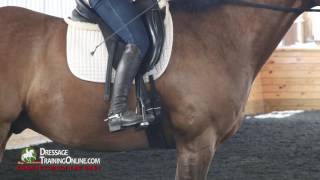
xmin=0 ymin=0 xmax=318 ymax=179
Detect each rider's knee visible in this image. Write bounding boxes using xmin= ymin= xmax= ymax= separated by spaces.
xmin=130 ymin=34 xmax=150 ymax=57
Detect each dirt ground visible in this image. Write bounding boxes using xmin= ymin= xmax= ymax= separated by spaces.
xmin=1 ymin=111 xmax=320 ymax=180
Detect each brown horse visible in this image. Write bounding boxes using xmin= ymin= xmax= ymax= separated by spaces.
xmin=0 ymin=0 xmax=319 ymax=179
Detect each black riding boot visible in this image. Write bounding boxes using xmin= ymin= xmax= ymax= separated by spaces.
xmin=106 ymin=44 xmax=144 ymax=132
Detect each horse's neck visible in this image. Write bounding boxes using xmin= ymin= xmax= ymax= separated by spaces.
xmin=172 ymin=1 xmax=303 ymax=79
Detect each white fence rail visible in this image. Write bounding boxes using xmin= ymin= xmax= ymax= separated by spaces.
xmin=280 ymin=12 xmax=320 ymax=47
xmin=0 ymin=0 xmax=76 ymax=17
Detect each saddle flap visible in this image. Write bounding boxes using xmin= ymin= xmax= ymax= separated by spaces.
xmin=72 ymin=0 xmax=99 ymax=23
xmin=141 ymin=9 xmax=166 ymax=73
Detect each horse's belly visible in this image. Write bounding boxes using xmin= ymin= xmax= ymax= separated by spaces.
xmin=25 ymin=61 xmax=150 ymax=151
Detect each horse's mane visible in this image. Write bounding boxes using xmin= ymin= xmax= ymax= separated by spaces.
xmin=169 ymin=0 xmax=223 ymax=12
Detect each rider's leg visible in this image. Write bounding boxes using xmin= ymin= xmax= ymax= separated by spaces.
xmin=90 ymin=0 xmax=150 ymax=56
xmin=90 ymin=0 xmax=150 ymax=132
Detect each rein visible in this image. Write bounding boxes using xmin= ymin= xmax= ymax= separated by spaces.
xmin=224 ymin=0 xmax=320 ymax=14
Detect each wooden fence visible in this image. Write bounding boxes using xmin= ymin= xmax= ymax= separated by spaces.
xmin=246 ymin=48 xmax=320 ymax=114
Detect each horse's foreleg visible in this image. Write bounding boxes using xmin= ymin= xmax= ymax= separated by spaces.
xmin=0 ymin=85 xmax=24 ymax=162
xmin=0 ymin=98 xmax=21 ymax=163
xmin=175 ymin=127 xmax=218 ymax=180
xmin=0 ymin=122 xmax=12 ymax=162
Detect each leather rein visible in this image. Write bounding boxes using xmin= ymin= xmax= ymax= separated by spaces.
xmin=223 ymin=0 xmax=320 ymax=14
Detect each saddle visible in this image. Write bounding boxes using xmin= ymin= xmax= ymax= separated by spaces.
xmin=72 ymin=0 xmax=166 ymax=71
xmin=70 ymin=0 xmax=168 ymax=148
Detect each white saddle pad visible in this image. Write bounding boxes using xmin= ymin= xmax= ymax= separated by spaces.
xmin=64 ymin=6 xmax=173 ymax=83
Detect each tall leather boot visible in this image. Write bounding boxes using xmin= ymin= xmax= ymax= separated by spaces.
xmin=106 ymin=44 xmax=144 ymax=132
